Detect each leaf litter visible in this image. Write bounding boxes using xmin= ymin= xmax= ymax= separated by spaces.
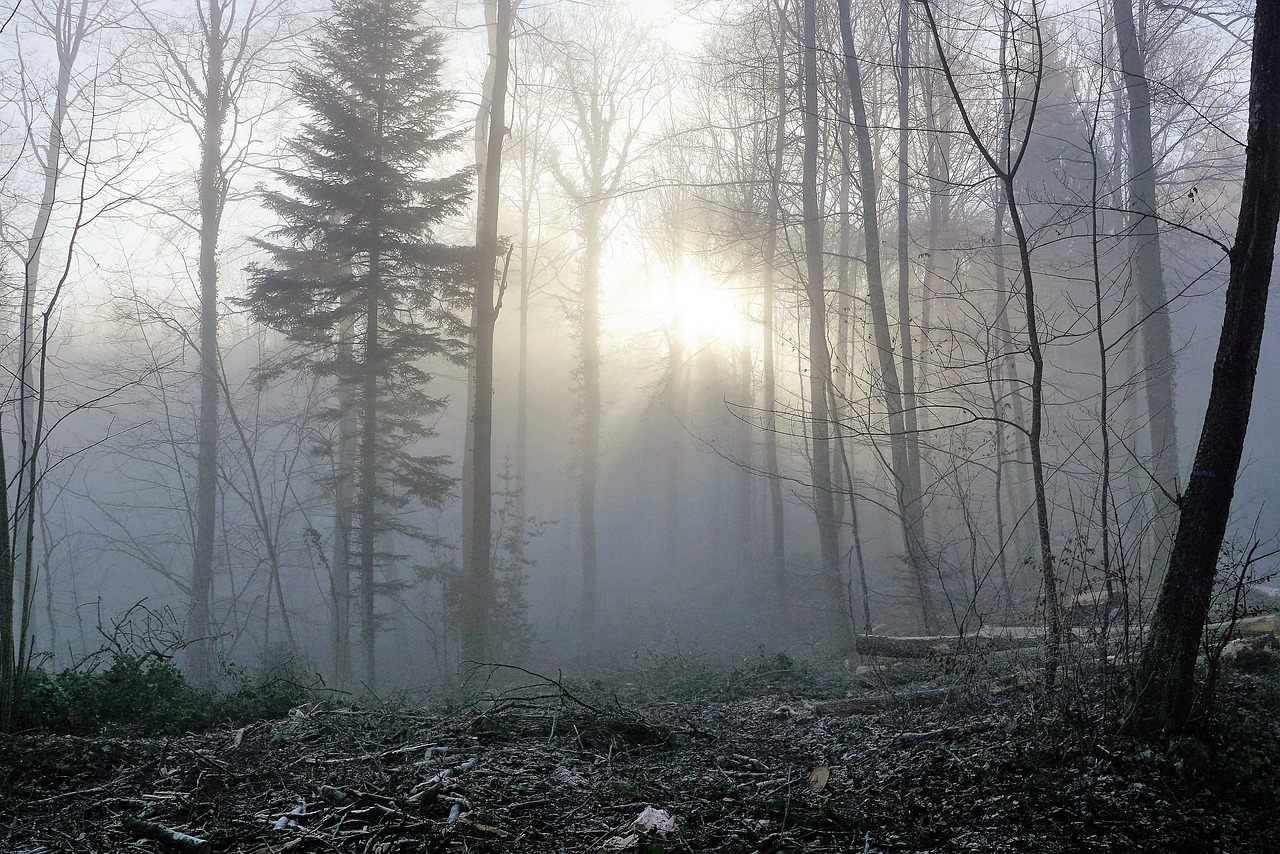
xmin=2 ymin=658 xmax=1279 ymax=853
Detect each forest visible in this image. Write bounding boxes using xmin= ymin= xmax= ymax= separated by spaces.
xmin=3 ymin=0 xmax=1280 ymax=848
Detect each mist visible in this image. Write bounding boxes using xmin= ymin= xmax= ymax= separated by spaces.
xmin=0 ymin=0 xmax=1273 ymax=698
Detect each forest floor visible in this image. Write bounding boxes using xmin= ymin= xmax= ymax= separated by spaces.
xmin=3 ymin=648 xmax=1280 ymax=853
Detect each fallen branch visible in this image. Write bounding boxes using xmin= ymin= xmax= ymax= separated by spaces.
xmin=121 ymin=816 xmax=210 ymax=853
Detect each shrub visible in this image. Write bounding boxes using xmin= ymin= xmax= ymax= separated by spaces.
xmin=20 ymin=650 xmax=315 ymax=735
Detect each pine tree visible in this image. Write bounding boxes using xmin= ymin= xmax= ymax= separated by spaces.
xmin=245 ymin=0 xmax=472 ymax=687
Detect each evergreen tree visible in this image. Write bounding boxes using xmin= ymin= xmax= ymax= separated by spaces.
xmin=245 ymin=0 xmax=472 ymax=687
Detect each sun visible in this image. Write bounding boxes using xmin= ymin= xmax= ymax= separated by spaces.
xmin=642 ymin=267 xmax=747 ymax=349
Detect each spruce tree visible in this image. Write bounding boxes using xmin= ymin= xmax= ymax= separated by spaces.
xmin=245 ymin=0 xmax=472 ymax=687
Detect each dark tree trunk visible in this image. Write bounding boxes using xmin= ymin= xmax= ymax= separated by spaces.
xmin=333 ymin=326 xmax=355 ymax=687
xmin=359 ymin=258 xmax=380 ymax=688
xmin=1125 ymin=0 xmax=1280 ymax=738
xmin=579 ymin=201 xmax=603 ymax=649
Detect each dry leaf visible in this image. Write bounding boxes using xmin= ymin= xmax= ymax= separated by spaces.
xmin=808 ymin=765 xmax=831 ymax=792
xmin=603 ymin=832 xmax=639 ymax=850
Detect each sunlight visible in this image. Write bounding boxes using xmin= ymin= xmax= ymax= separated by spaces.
xmin=646 ymin=267 xmax=747 ymax=350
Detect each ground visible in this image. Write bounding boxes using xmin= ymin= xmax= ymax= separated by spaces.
xmin=2 ymin=653 xmax=1279 ymax=852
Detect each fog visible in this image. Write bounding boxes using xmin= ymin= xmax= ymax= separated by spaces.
xmin=1 ymin=0 xmax=1274 ymax=691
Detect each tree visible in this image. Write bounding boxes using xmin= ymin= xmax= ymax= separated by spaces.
xmin=245 ymin=0 xmax=471 ymax=688
xmin=920 ymin=0 xmax=1063 ymax=677
xmin=0 ymin=0 xmax=126 ymax=733
xmin=460 ymin=0 xmax=515 ymax=671
xmin=131 ymin=0 xmax=302 ymax=686
xmin=1112 ymin=0 xmax=1180 ymax=573
xmin=539 ymin=3 xmax=666 ymax=648
xmin=800 ymin=0 xmax=850 ymax=648
xmin=1125 ymin=0 xmax=1280 ymax=738
xmin=836 ymin=0 xmax=938 ymax=634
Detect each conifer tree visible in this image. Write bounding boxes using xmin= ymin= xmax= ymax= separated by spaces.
xmin=246 ymin=0 xmax=472 ymax=687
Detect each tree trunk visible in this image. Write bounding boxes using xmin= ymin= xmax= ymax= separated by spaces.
xmin=921 ymin=0 xmax=1064 ymax=681
xmin=461 ymin=0 xmax=512 ymax=671
xmin=515 ymin=150 xmax=532 ymax=525
xmin=1113 ymin=0 xmax=1179 ymax=573
xmin=896 ymin=0 xmax=928 ymax=585
xmin=664 ymin=335 xmax=685 ymax=579
xmin=359 ymin=258 xmax=380 ymax=687
xmin=192 ymin=0 xmax=226 ymax=688
xmin=1125 ymin=0 xmax=1280 ymax=737
xmin=332 ymin=325 xmax=355 ymax=687
xmin=762 ymin=1 xmax=789 ymax=605
xmin=579 ymin=199 xmax=603 ymax=650
xmin=802 ymin=0 xmax=851 ymax=649
xmin=836 ymin=0 xmax=937 ymax=634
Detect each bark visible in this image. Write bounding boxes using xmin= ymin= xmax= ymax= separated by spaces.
xmin=992 ymin=5 xmax=1033 ymax=573
xmin=1113 ymin=0 xmax=1179 ymax=571
xmin=761 ymin=1 xmax=789 ymax=605
xmin=192 ymin=0 xmax=226 ymax=688
xmin=461 ymin=0 xmax=513 ymax=671
xmin=1125 ymin=0 xmax=1280 ymax=738
xmin=515 ymin=146 xmax=533 ymax=524
xmin=359 ymin=253 xmax=380 ymax=687
xmin=802 ymin=0 xmax=851 ymax=649
xmin=0 ymin=420 xmax=13 ymax=731
xmin=332 ymin=337 xmax=355 ymax=686
xmin=579 ymin=199 xmax=603 ymax=648
xmin=896 ymin=0 xmax=927 ymax=563
xmin=836 ymin=0 xmax=938 ymax=634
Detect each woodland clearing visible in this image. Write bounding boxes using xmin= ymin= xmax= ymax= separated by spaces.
xmin=2 ymin=650 xmax=1279 ymax=853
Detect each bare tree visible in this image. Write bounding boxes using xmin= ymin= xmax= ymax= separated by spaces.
xmin=1125 ymin=0 xmax=1280 ymax=738
xmin=130 ymin=0 xmax=303 ymax=685
xmin=836 ymin=0 xmax=937 ymax=633
xmin=461 ymin=0 xmax=516 ymax=670
xmin=538 ymin=4 xmax=667 ymax=648
xmin=919 ymin=0 xmax=1063 ymax=677
xmin=800 ymin=0 xmax=850 ymax=647
xmin=1112 ymin=0 xmax=1179 ymax=572
xmin=0 ymin=0 xmax=131 ymax=731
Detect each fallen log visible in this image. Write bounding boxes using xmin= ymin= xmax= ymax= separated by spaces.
xmin=854 ymin=632 xmax=1041 ymax=659
xmin=854 ymin=613 xmax=1280 ymax=660
xmin=1209 ymin=613 xmax=1279 ymax=636
xmin=121 ymin=816 xmax=210 ymax=854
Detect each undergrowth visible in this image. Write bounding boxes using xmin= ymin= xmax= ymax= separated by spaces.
xmin=603 ymin=646 xmax=849 ymax=703
xmin=18 ymin=653 xmax=315 ymax=735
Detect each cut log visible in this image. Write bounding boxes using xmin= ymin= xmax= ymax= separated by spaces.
xmin=853 ymin=613 xmax=1280 ymax=661
xmin=122 ymin=816 xmax=210 ymax=853
xmin=1209 ymin=613 xmax=1279 ymax=636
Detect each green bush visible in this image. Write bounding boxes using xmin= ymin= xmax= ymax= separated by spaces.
xmin=23 ymin=654 xmax=213 ymax=734
xmin=216 ymin=655 xmax=313 ymax=725
xmin=20 ymin=651 xmax=315 ymax=735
